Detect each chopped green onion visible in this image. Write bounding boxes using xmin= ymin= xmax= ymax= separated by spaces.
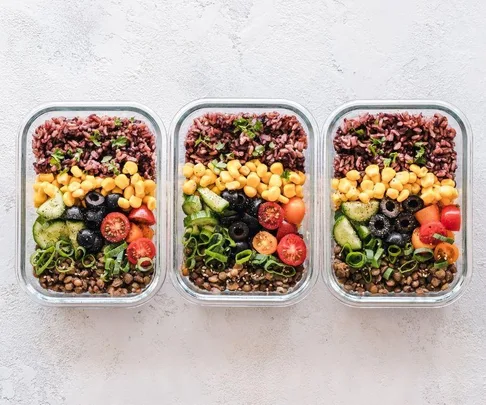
xmin=383 ymin=267 xmax=394 ymax=280
xmin=103 ymin=242 xmax=127 ymax=258
xmin=433 ymin=233 xmax=454 ymax=244
xmin=341 ymin=243 xmax=353 ymax=258
xmin=374 ymin=247 xmax=384 ymax=261
xmin=404 ymin=243 xmax=414 ymax=256
xmin=56 ymin=257 xmax=75 ymax=273
xmin=35 ymin=247 xmax=56 ymax=275
xmin=389 ymin=255 xmax=397 ymax=264
xmin=74 ymin=246 xmax=86 ymax=260
xmin=399 ymin=260 xmax=418 ymax=274
xmin=362 ymin=267 xmax=372 ymax=283
xmin=365 ymin=249 xmax=374 ymax=262
xmin=55 ymin=240 xmax=74 ymax=257
xmin=387 ymin=245 xmax=402 ymax=257
xmin=82 ymin=254 xmax=97 ymax=268
xmin=136 ymin=257 xmax=154 ymax=272
xmin=345 ymin=252 xmax=366 ymax=269
xmin=235 ymin=249 xmax=253 ymax=264
xmin=364 ymin=237 xmax=377 ymax=250
xmin=434 ymin=260 xmax=449 ymax=269
xmin=356 ymin=225 xmax=371 ymax=241
xmin=413 ymin=248 xmax=434 ymax=262
xmin=251 ymin=254 xmax=268 ymax=266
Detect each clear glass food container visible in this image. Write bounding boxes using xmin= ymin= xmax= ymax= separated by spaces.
xmin=322 ymin=100 xmax=473 ymax=308
xmin=169 ymin=98 xmax=319 ymax=306
xmin=16 ymin=102 xmax=167 ymax=307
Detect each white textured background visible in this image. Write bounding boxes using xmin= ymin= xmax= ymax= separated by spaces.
xmin=1 ymin=0 xmax=485 ymax=404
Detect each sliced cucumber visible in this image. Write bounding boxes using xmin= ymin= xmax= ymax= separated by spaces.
xmin=197 ymin=187 xmax=229 ymax=214
xmin=183 ymin=210 xmax=219 ymax=227
xmin=341 ymin=200 xmax=379 ymax=223
xmin=37 ymin=190 xmax=66 ymax=220
xmin=333 ymin=216 xmax=362 ymax=250
xmin=33 ymin=218 xmax=69 ymax=249
xmin=66 ymin=220 xmax=86 ymax=248
xmin=182 ymin=195 xmax=202 ymax=215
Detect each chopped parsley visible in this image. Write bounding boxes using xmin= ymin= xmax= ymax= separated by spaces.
xmin=383 ymin=152 xmax=398 ymax=167
xmin=129 ymin=117 xmax=135 ymax=123
xmin=49 ymin=149 xmax=65 ymax=169
xmin=281 ymin=169 xmax=291 ymax=180
xmin=368 ymin=145 xmax=378 ymax=157
xmin=73 ymin=148 xmax=83 ymax=162
xmin=103 ymin=158 xmax=120 ymax=175
xmin=89 ymin=130 xmax=101 ymax=146
xmin=195 ymin=136 xmax=210 ymax=147
xmin=371 ymin=137 xmax=385 ymax=146
xmin=101 ymin=155 xmax=113 ymax=163
xmin=252 ymin=145 xmax=265 ymax=157
xmin=211 ymin=159 xmax=227 ymax=170
xmin=268 ymin=142 xmax=276 ymax=149
xmin=414 ymin=142 xmax=426 ymax=165
xmin=233 ymin=118 xmax=263 ymax=139
xmin=114 ymin=117 xmax=122 ymax=127
xmin=355 ymin=128 xmax=365 ymax=136
xmin=215 ymin=142 xmax=225 ymax=151
xmin=111 ymin=136 xmax=128 ymax=148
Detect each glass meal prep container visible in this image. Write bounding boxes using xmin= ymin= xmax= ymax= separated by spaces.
xmin=322 ymin=100 xmax=473 ymax=308
xmin=16 ymin=102 xmax=167 ymax=307
xmin=169 ymin=98 xmax=319 ymax=306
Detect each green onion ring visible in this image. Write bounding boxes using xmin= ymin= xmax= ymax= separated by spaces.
xmin=205 ymin=250 xmax=228 ymax=263
xmin=185 ymin=257 xmax=196 ymax=270
xmin=383 ymin=267 xmax=394 ymax=280
xmin=364 ymin=237 xmax=377 ymax=250
xmin=235 ymin=249 xmax=253 ymax=264
xmin=433 ymin=233 xmax=455 ymax=244
xmin=35 ymin=247 xmax=56 ymax=275
xmin=74 ymin=246 xmax=86 ymax=261
xmin=404 ymin=243 xmax=414 ymax=256
xmin=341 ymin=243 xmax=353 ymax=258
xmin=251 ymin=254 xmax=269 ymax=266
xmin=413 ymin=248 xmax=434 ymax=262
xmin=82 ymin=254 xmax=97 ymax=268
xmin=365 ymin=249 xmax=374 ymax=262
xmin=399 ymin=260 xmax=418 ymax=274
xmin=113 ymin=250 xmax=124 ymax=275
xmin=56 ymin=257 xmax=75 ymax=273
xmin=103 ymin=242 xmax=127 ymax=258
xmin=388 ymin=255 xmax=397 ymax=264
xmin=434 ymin=260 xmax=449 ymax=269
xmin=362 ymin=267 xmax=372 ymax=284
xmin=387 ymin=245 xmax=402 ymax=257
xmin=30 ymin=250 xmax=44 ymax=266
xmin=56 ymin=240 xmax=74 ymax=258
xmin=136 ymin=257 xmax=154 ymax=272
xmin=345 ymin=252 xmax=366 ymax=269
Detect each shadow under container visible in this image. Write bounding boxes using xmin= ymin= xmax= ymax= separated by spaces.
xmin=321 ymin=100 xmax=473 ymax=308
xmin=169 ymin=98 xmax=319 ymax=306
xmin=16 ymin=102 xmax=168 ymax=307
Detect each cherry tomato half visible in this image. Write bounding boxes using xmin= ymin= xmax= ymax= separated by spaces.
xmin=434 ymin=242 xmax=459 ymax=264
xmin=128 ymin=204 xmax=156 ymax=225
xmin=126 ymin=222 xmax=144 ymax=243
xmin=282 ymin=197 xmax=306 ymax=225
xmin=126 ymin=238 xmax=156 ymax=265
xmin=101 ymin=212 xmax=131 ymax=243
xmin=276 ymin=220 xmax=298 ymax=241
xmin=277 ymin=234 xmax=307 ymax=266
xmin=441 ymin=205 xmax=461 ymax=231
xmin=419 ymin=221 xmax=447 ymax=245
xmin=258 ymin=202 xmax=284 ymax=230
xmin=139 ymin=224 xmax=155 ymax=240
xmin=414 ymin=204 xmax=440 ymax=225
xmin=411 ymin=227 xmax=434 ymax=249
xmin=252 ymin=231 xmax=278 ymax=255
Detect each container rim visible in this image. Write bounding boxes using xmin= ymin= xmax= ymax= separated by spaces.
xmin=169 ymin=97 xmax=320 ymax=307
xmin=16 ymin=101 xmax=168 ymax=307
xmin=321 ymin=99 xmax=473 ymax=308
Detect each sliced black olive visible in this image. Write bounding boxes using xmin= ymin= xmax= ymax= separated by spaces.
xmin=85 ymin=191 xmax=105 ymax=209
xmin=368 ymin=214 xmax=391 ymax=238
xmin=248 ymin=198 xmax=264 ymax=217
xmin=385 ymin=232 xmax=406 ymax=247
xmin=402 ymin=195 xmax=424 ymax=213
xmin=220 ymin=214 xmax=240 ymax=228
xmin=64 ymin=206 xmax=84 ymax=221
xmin=87 ymin=233 xmax=104 ymax=253
xmin=240 ymin=213 xmax=260 ymax=235
xmin=105 ymin=193 xmax=122 ymax=212
xmin=222 ymin=190 xmax=248 ymax=212
xmin=84 ymin=207 xmax=106 ymax=230
xmin=234 ymin=241 xmax=250 ymax=254
xmin=380 ymin=198 xmax=401 ymax=218
xmin=394 ymin=212 xmax=417 ymax=234
xmin=77 ymin=229 xmax=97 ymax=249
xmin=228 ymin=221 xmax=250 ymax=242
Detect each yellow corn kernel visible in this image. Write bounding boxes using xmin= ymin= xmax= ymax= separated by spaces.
xmin=114 ymin=174 xmax=130 ymax=189
xmin=227 ymin=159 xmax=241 ymax=171
xmin=409 ymin=164 xmax=420 ymax=174
xmin=269 ymin=174 xmax=283 ymax=188
xmin=200 ymin=175 xmax=214 ymax=188
xmin=182 ymin=180 xmax=197 ymax=195
xmin=246 ymin=172 xmax=260 ymax=188
xmin=100 ymin=189 xmax=109 ymax=197
xmin=362 ymin=175 xmax=371 ymax=182
xmin=44 ymin=184 xmax=58 ymax=198
xmin=397 ymin=189 xmax=410 ymax=203
xmin=33 ymin=182 xmax=42 ymax=192
xmin=403 ymin=184 xmax=412 ymax=192
xmin=386 ymin=188 xmax=399 ymax=199
xmin=359 ymin=192 xmax=370 ymax=204
xmin=220 ymin=171 xmax=233 ymax=183
xmin=331 ymin=179 xmax=339 ymax=190
xmin=38 ymin=173 xmax=55 ymax=183
xmin=215 ymin=178 xmax=226 ymax=191
xmin=340 ymin=194 xmax=348 ymax=202
xmin=112 ymin=187 xmax=123 ymax=194
xmin=68 ymin=182 xmax=81 ymax=192
xmin=298 ymin=171 xmax=306 ymax=185
xmin=94 ymin=177 xmax=103 ymax=189
xmin=251 ymin=159 xmax=261 ymax=166
xmin=68 ymin=177 xmax=80 ymax=184
xmin=60 ymin=185 xmax=68 ymax=193
xmin=411 ymin=183 xmax=421 ymax=195
xmin=71 ymin=166 xmax=83 ymax=178
xmin=434 ymin=189 xmax=442 ymax=201
xmin=451 ymin=188 xmax=459 ymax=199
xmin=421 ymin=190 xmax=435 ymax=206
xmin=81 ymin=180 xmax=94 ymax=192
xmin=390 ymin=178 xmax=404 ymax=192
xmin=256 ymin=183 xmax=268 ymax=194
xmin=441 ymin=198 xmax=453 ymax=206
xmin=235 ymin=176 xmax=246 ymax=188
xmin=420 ymin=173 xmax=435 ymax=188
xmin=144 ymin=179 xmax=156 ymax=194
xmin=182 ymin=163 xmax=194 ymax=178
xmin=417 ymin=167 xmax=428 ymax=178
xmin=256 ymin=164 xmax=268 ymax=178
xmin=84 ymin=175 xmax=95 ymax=183
xmin=72 ymin=188 xmax=85 ymax=199
xmin=441 ymin=179 xmax=456 ymax=187
xmin=61 ymin=191 xmax=74 ymax=207
xmin=371 ymin=174 xmax=381 ymax=184
xmin=295 ymin=185 xmax=304 ymax=198
xmin=245 ymin=161 xmax=257 ymax=172
xmin=365 ymin=165 xmax=380 ymax=177
xmin=278 ymin=195 xmax=290 ymax=204
xmin=332 ymin=192 xmax=342 ymax=207
xmin=239 ymin=166 xmax=251 ymax=177
xmin=129 ymin=195 xmax=142 ymax=208
xmin=190 ymin=175 xmax=200 ymax=184
xmin=265 ymin=186 xmax=281 ymax=202
xmin=360 ymin=179 xmax=374 ymax=191
xmin=193 ymin=163 xmax=206 ymax=177
xmin=228 ymin=167 xmax=240 ymax=179
xmin=338 ymin=178 xmax=352 ymax=194
xmin=118 ymin=197 xmax=130 ymax=210
xmin=56 ymin=172 xmax=70 ymax=185
xmin=373 ymin=183 xmax=386 ymax=199
xmin=395 ymin=171 xmax=410 ymax=184
xmin=289 ymin=172 xmax=301 ymax=185
xmin=134 ymin=181 xmax=145 ymax=198
xmin=130 ymin=173 xmax=142 ymax=185
xmin=346 ymin=170 xmax=360 ymax=181
xmin=283 ymin=184 xmax=296 ymax=198
xmin=439 ymin=185 xmax=455 ymax=198
xmin=34 ymin=190 xmax=48 ymax=207
xmin=381 ymin=167 xmax=396 ymax=183
xmin=408 ymin=172 xmax=417 ymax=183
xmin=226 ymin=181 xmax=240 ymax=190
xmin=142 ymin=196 xmax=156 ymax=210
xmin=122 ymin=161 xmax=138 ymax=175
xmin=346 ymin=187 xmax=360 ymax=201
xmin=363 ymin=189 xmax=374 ymax=199
xmin=210 ymin=186 xmax=221 ymax=195
xmin=244 ymin=186 xmax=257 ymax=198
xmin=262 ymin=172 xmax=272 ymax=184
xmin=270 ymin=163 xmax=284 ymax=176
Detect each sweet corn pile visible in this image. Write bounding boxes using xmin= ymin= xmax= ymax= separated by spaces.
xmin=33 ymin=162 xmax=157 ymax=211
xmin=183 ymin=159 xmax=306 ymax=205
xmin=331 ymin=164 xmax=459 ymax=209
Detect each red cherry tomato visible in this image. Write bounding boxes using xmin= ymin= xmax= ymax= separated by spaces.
xmin=276 ymin=220 xmax=298 ymax=241
xmin=126 ymin=222 xmax=144 ymax=243
xmin=258 ymin=202 xmax=284 ymax=230
xmin=277 ymin=234 xmax=307 ymax=266
xmin=128 ymin=204 xmax=156 ymax=225
xmin=414 ymin=204 xmax=440 ymax=225
xmin=419 ymin=221 xmax=447 ymax=245
xmin=441 ymin=205 xmax=461 ymax=231
xmin=101 ymin=212 xmax=131 ymax=243
xmin=126 ymin=238 xmax=156 ymax=264
xmin=282 ymin=197 xmax=306 ymax=225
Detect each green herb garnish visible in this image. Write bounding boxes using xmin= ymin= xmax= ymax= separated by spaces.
xmin=89 ymin=130 xmax=101 ymax=146
xmin=233 ymin=118 xmax=263 ymax=139
xmin=101 ymin=155 xmax=113 ymax=163
xmin=215 ymin=142 xmax=225 ymax=151
xmin=252 ymin=145 xmax=265 ymax=157
xmin=129 ymin=117 xmax=135 ymax=123
xmin=281 ymin=169 xmax=291 ymax=180
xmin=111 ymin=136 xmax=128 ymax=148
xmin=414 ymin=142 xmax=426 ymax=165
xmin=368 ymin=145 xmax=378 ymax=157
xmin=268 ymin=141 xmax=275 ymax=149
xmin=114 ymin=117 xmax=122 ymax=127
xmin=383 ymin=152 xmax=399 ymax=167
xmin=49 ymin=149 xmax=65 ymax=169
xmin=73 ymin=148 xmax=83 ymax=162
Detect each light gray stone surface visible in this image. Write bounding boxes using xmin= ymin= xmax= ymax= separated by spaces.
xmin=1 ymin=0 xmax=485 ymax=404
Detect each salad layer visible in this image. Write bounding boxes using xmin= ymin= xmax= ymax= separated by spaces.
xmin=31 ymin=115 xmax=157 ymax=296
xmin=331 ymin=113 xmax=461 ymax=295
xmin=182 ymin=113 xmax=308 ymax=294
